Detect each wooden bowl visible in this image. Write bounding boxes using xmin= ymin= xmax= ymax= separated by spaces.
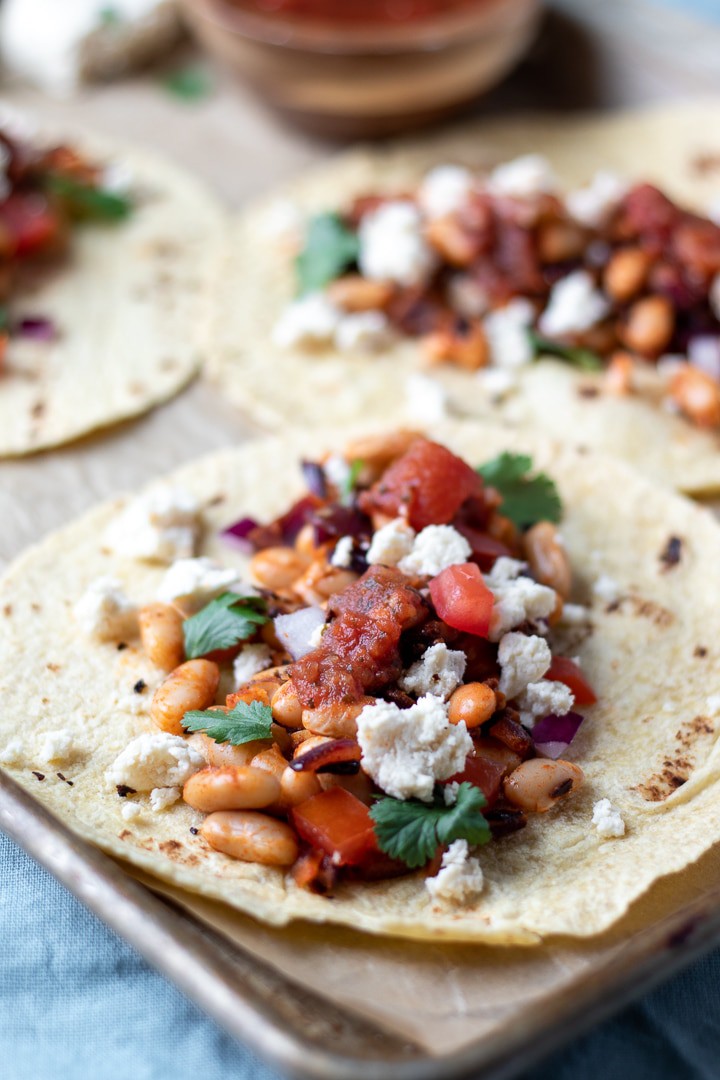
xmin=180 ymin=0 xmax=541 ymax=137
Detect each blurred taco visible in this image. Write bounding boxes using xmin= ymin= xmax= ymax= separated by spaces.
xmin=0 ymin=113 xmax=221 ymax=456
xmin=2 ymin=423 xmax=720 ymax=943
xmin=207 ymin=101 xmax=720 ymax=493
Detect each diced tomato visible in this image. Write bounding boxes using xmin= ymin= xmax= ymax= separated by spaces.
xmin=454 ymin=522 xmax=512 ymax=572
xmin=446 ymin=751 xmax=507 ymax=808
xmin=0 ymin=192 xmax=61 ymax=257
xmin=545 ymin=656 xmax=597 ymax=705
xmin=291 ymin=788 xmax=380 ymax=867
xmin=429 ymin=562 xmax=494 ymax=637
xmin=358 ymin=438 xmax=482 ymax=531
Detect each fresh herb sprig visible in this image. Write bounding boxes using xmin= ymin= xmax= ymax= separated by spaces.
xmin=183 ymin=592 xmax=267 ymax=660
xmin=46 ymin=174 xmax=132 ymax=222
xmin=528 ymin=330 xmax=603 ymax=372
xmin=296 ymin=212 xmax=359 ymax=295
xmin=370 ymin=783 xmax=490 ymax=869
xmin=477 ymin=452 xmax=561 ymax=529
xmin=183 ymin=699 xmax=273 ymax=745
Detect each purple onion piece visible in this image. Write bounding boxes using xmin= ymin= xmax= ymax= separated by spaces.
xmin=15 ymin=316 xmax=57 ymax=341
xmin=533 ymin=712 xmax=584 ymax=760
xmin=274 ymin=606 xmax=326 ymax=660
xmin=280 ymin=495 xmax=317 ymax=544
xmin=219 ymin=516 xmax=259 ymax=554
xmin=301 ymin=460 xmax=328 ymax=500
xmin=688 ymin=335 xmax=720 ymax=382
xmin=311 ymin=505 xmax=370 ymax=546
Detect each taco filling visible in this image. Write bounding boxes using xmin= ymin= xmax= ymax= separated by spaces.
xmin=93 ymin=432 xmax=603 ymax=906
xmin=0 ymin=123 xmax=132 ymax=367
xmin=276 ymin=155 xmax=720 ymax=430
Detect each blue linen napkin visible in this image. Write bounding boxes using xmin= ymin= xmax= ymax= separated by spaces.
xmin=2 ymin=829 xmax=719 ymax=1080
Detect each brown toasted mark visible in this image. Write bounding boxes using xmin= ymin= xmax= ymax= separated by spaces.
xmin=159 ymin=840 xmax=183 ymax=854
xmin=694 ymin=646 xmax=708 ymax=659
xmin=659 ymin=535 xmax=683 ymax=571
xmin=119 ymin=829 xmax=132 ymax=840
xmin=128 ymin=382 xmax=146 ymax=396
xmin=608 ymin=594 xmax=675 ymax=626
xmin=578 ymin=386 xmax=600 ymax=399
xmin=31 ymin=603 xmax=41 ymax=613
xmin=46 ymin=662 xmax=61 ymax=672
xmin=31 ymin=401 xmax=46 ymax=419
xmin=692 ymin=152 xmax=720 ymax=175
xmin=160 ymin=358 xmax=178 ymax=372
xmin=3 ymin=604 xmax=12 ymax=617
xmin=636 ymin=715 xmax=714 ymax=801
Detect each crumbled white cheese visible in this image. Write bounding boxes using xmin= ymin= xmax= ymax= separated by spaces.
xmin=399 ymin=642 xmax=467 ymax=701
xmin=331 ymin=535 xmax=354 ymax=569
xmin=706 ymin=693 xmax=720 ymax=715
xmin=104 ymin=486 xmax=200 ymax=564
xmin=272 ymin=292 xmax=341 ymax=349
xmin=565 ymin=171 xmax=629 ymax=228
xmin=308 ymin=622 xmax=326 ymax=648
xmin=486 ymin=567 xmax=556 ymax=643
xmin=398 ymin=525 xmax=472 ymax=578
xmin=404 ymin=373 xmax=448 ymax=425
xmin=487 ymin=154 xmax=557 ymax=198
xmin=366 ymin=518 xmax=416 ymax=567
xmin=426 ymin=839 xmax=484 ymax=905
xmin=448 ymin=274 xmax=490 ymax=319
xmin=592 ymin=798 xmax=626 ymax=839
xmin=156 ymin=556 xmax=240 ymax=613
xmin=483 ymin=298 xmax=535 ymax=369
xmin=0 ymin=738 xmax=24 ymax=766
xmin=443 ymin=781 xmax=460 ymax=806
xmin=73 ymin=576 xmax=138 ymax=642
xmin=497 ymin=633 xmax=551 ymax=700
xmin=538 ymin=271 xmax=610 ymax=337
xmin=40 ymin=729 xmax=79 ymax=764
xmin=120 ymin=801 xmax=145 ymax=823
xmin=323 ymin=454 xmax=351 ymax=491
xmin=233 ymin=643 xmax=273 ymax=688
xmin=102 ymin=160 xmax=134 ymax=196
xmin=708 ymin=274 xmax=720 ymax=319
xmin=106 ymin=733 xmax=204 ymax=792
xmin=149 ymin=786 xmax=181 ymax=812
xmin=477 ymin=366 xmax=519 ymax=400
xmin=335 ymin=310 xmax=394 ymax=353
xmin=592 ymin=573 xmax=621 ymax=604
xmin=356 ymin=694 xmax=472 ymax=802
xmin=558 ymin=603 xmax=591 ymax=626
xmin=418 ymin=165 xmax=475 ymax=219
xmin=517 ymin=680 xmax=574 ymax=729
xmin=358 ymin=201 xmax=436 ymax=287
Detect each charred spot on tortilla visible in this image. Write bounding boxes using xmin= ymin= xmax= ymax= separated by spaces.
xmin=31 ymin=771 xmax=45 ymax=782
xmin=119 ymin=830 xmax=132 ymax=841
xmin=159 ymin=840 xmax=183 ymax=855
xmin=116 ymin=784 xmax=136 ymax=798
xmin=189 ymin=827 xmax=199 ymax=835
xmin=694 ymin=645 xmax=708 ymax=659
xmin=133 ymin=679 xmax=147 ymax=694
xmin=117 ymin=642 xmax=128 ymax=651
xmin=46 ymin=662 xmax=60 ymax=672
xmin=30 ymin=401 xmax=46 ymax=420
xmin=659 ymin=536 xmax=683 ymax=570
xmin=57 ymin=773 xmax=74 ymax=786
xmin=3 ymin=604 xmax=12 ymax=617
xmin=578 ymin=386 xmax=600 ymax=399
xmin=691 ymin=152 xmax=720 ymax=176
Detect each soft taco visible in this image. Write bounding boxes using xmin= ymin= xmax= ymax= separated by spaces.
xmin=2 ymin=423 xmax=720 ymax=944
xmin=0 ymin=113 xmax=221 ymax=457
xmin=206 ymin=102 xmax=720 ymax=494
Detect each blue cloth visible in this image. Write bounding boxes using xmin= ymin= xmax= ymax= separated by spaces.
xmin=2 ymin=832 xmax=719 ymax=1080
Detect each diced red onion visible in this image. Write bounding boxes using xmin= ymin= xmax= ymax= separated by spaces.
xmin=532 ymin=712 xmax=583 ymax=759
xmin=274 ymin=606 xmax=326 ymax=660
xmin=219 ymin=516 xmax=259 ymax=554
xmin=311 ymin=505 xmax=370 ymax=546
xmin=688 ymin=336 xmax=720 ymax=383
xmin=16 ymin=316 xmax=57 ymax=341
xmin=301 ymin=460 xmax=328 ymax=500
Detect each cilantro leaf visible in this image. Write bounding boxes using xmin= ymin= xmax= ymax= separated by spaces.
xmin=340 ymin=458 xmax=364 ymax=505
xmin=477 ymin=451 xmax=562 ymax=529
xmin=163 ymin=65 xmax=214 ymax=102
xmin=296 ymin=213 xmax=359 ymax=295
xmin=46 ymin=174 xmax=132 ymax=222
xmin=528 ymin=330 xmax=603 ymax=372
xmin=370 ymin=783 xmax=490 ymax=869
xmin=183 ymin=592 xmax=267 ymax=659
xmin=183 ymin=699 xmax=273 ymax=745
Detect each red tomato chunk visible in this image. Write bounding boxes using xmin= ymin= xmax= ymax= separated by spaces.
xmin=358 ymin=437 xmax=482 ymax=531
xmin=447 ymin=752 xmax=507 ymax=808
xmin=545 ymin=656 xmax=597 ymax=705
xmin=291 ymin=788 xmax=380 ymax=867
xmin=429 ymin=563 xmax=494 ymax=638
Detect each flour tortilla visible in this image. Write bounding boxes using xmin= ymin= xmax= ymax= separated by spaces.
xmin=0 ymin=123 xmax=222 ymax=457
xmin=206 ymin=100 xmax=720 ymax=494
xmin=2 ymin=422 xmax=720 ymax=943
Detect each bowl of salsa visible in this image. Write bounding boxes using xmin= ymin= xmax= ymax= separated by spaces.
xmin=180 ymin=0 xmax=541 ymax=137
